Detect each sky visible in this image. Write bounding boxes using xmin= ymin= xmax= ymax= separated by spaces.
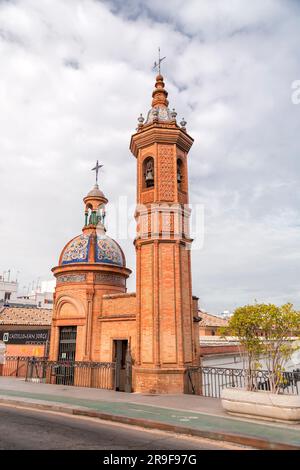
xmin=0 ymin=0 xmax=300 ymax=313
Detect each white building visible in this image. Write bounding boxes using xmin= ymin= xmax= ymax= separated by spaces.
xmin=0 ymin=276 xmax=54 ymax=309
xmin=28 ymin=280 xmax=55 ymax=309
xmin=0 ymin=277 xmax=18 ymax=304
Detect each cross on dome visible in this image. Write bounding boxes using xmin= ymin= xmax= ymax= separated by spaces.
xmin=91 ymin=160 xmax=103 ymax=184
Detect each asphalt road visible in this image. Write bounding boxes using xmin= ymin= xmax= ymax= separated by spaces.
xmin=0 ymin=404 xmax=244 ymax=450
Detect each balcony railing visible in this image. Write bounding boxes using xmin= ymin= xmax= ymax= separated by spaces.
xmin=1 ymin=356 xmax=116 ymax=390
xmin=187 ymin=366 xmax=300 ymax=397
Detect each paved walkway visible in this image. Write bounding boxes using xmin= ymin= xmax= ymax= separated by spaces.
xmin=0 ymin=377 xmax=299 ymax=449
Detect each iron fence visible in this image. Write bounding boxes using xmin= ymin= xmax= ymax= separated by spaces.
xmin=0 ymin=356 xmax=47 ymax=378
xmin=25 ymin=358 xmax=116 ymax=390
xmin=0 ymin=357 xmax=116 ymax=390
xmin=187 ymin=366 xmax=300 ymax=398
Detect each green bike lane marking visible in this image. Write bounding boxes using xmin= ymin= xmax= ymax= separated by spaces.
xmin=0 ymin=388 xmax=299 ymax=446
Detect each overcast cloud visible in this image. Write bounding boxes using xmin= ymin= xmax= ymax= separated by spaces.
xmin=0 ymin=0 xmax=300 ymax=313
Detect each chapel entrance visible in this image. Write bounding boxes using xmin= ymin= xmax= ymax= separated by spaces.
xmin=113 ymin=339 xmax=132 ymax=392
xmin=56 ymin=326 xmax=77 ymax=385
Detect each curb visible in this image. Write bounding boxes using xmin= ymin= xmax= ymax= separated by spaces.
xmin=0 ymin=396 xmax=299 ymax=450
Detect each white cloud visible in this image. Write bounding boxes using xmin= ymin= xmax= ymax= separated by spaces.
xmin=0 ymin=0 xmax=299 ymax=313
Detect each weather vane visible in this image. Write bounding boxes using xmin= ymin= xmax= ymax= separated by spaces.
xmin=91 ymin=160 xmax=103 ymax=185
xmin=153 ymin=47 xmax=166 ymax=75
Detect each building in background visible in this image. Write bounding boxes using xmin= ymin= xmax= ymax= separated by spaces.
xmin=198 ymin=311 xmax=241 ymax=358
xmin=0 ymin=277 xmax=18 ymax=305
xmin=27 ymin=281 xmax=55 ymax=309
xmin=199 ymin=311 xmax=228 ymax=336
xmin=0 ymin=276 xmax=54 ymax=309
xmin=0 ymin=306 xmax=52 ymax=357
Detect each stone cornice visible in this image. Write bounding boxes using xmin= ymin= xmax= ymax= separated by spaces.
xmin=134 ymin=237 xmax=193 ymax=246
xmin=130 ymin=125 xmax=194 ymax=157
xmin=52 ymin=263 xmax=132 ymax=278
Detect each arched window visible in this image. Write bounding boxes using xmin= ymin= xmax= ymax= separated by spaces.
xmin=177 ymin=158 xmax=183 ymax=190
xmin=97 ymin=203 xmax=106 ymax=225
xmin=143 ymin=157 xmax=154 ymax=188
xmin=85 ymin=204 xmax=93 ymax=226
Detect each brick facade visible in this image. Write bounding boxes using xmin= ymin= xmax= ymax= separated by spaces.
xmin=49 ymin=74 xmax=201 ymax=393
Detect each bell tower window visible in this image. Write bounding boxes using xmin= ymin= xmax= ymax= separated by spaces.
xmin=143 ymin=157 xmax=154 ymax=188
xmin=85 ymin=204 xmax=93 ymax=226
xmin=177 ymin=158 xmax=183 ymax=190
xmin=97 ymin=203 xmax=106 ymax=225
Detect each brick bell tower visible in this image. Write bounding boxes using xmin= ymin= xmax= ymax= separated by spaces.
xmin=130 ymin=73 xmax=201 ymax=394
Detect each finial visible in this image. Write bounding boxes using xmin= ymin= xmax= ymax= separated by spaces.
xmin=153 ymin=47 xmax=166 ymax=75
xmin=91 ymin=160 xmax=103 ymax=185
xmin=137 ymin=113 xmax=144 ymax=124
xmin=151 ymin=74 xmax=169 ymax=108
xmin=171 ymin=108 xmax=177 ymax=120
xmin=180 ymin=118 xmax=187 ymax=130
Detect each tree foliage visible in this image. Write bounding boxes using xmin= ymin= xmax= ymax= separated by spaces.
xmin=221 ymin=303 xmax=300 ymax=393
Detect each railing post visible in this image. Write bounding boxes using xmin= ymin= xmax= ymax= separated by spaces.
xmin=187 ymin=368 xmax=195 ymax=395
xmin=16 ymin=356 xmax=20 ymax=377
xmin=124 ymin=348 xmax=132 ymax=393
xmin=25 ymin=357 xmax=30 ymax=381
xmin=114 ymin=362 xmax=120 ymax=391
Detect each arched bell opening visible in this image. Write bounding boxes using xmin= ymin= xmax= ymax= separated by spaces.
xmin=143 ymin=156 xmax=155 ymax=189
xmin=97 ymin=203 xmax=106 ymax=226
xmin=85 ymin=203 xmax=93 ymax=226
xmin=177 ymin=158 xmax=183 ymax=191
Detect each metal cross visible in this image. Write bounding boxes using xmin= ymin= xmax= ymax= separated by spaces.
xmin=91 ymin=160 xmax=103 ymax=184
xmin=153 ymin=47 xmax=166 ymax=75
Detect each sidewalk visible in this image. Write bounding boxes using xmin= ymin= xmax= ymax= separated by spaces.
xmin=0 ymin=377 xmax=299 ymax=449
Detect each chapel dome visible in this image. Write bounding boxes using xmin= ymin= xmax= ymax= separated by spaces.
xmin=86 ymin=183 xmax=105 ymax=199
xmin=59 ymin=232 xmax=126 ymax=267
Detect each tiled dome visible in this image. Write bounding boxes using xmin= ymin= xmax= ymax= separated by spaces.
xmin=60 ymin=233 xmax=125 ymax=267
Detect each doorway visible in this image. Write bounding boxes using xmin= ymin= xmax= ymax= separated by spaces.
xmin=113 ymin=339 xmax=129 ymax=392
xmin=58 ymin=326 xmax=77 ymax=361
xmin=56 ymin=326 xmax=77 ymax=385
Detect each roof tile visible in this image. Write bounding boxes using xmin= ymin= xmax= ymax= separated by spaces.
xmin=0 ymin=307 xmax=52 ymax=326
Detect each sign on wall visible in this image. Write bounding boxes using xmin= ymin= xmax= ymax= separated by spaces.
xmin=0 ymin=330 xmax=49 ymax=345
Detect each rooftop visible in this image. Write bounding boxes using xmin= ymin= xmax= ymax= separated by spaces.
xmin=0 ymin=306 xmax=52 ymax=326
xmin=199 ymin=311 xmax=228 ymax=328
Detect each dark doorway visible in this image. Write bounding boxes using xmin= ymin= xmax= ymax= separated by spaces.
xmin=58 ymin=326 xmax=77 ymax=361
xmin=56 ymin=326 xmax=77 ymax=385
xmin=113 ymin=339 xmax=128 ymax=392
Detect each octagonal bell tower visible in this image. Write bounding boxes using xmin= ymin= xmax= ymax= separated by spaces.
xmin=130 ymin=74 xmax=200 ymax=393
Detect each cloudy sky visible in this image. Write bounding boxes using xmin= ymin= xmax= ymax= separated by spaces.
xmin=0 ymin=0 xmax=300 ymax=313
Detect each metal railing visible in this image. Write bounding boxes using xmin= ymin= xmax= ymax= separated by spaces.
xmin=0 ymin=356 xmax=46 ymax=378
xmin=25 ymin=358 xmax=116 ymax=390
xmin=0 ymin=357 xmax=116 ymax=390
xmin=187 ymin=366 xmax=300 ymax=398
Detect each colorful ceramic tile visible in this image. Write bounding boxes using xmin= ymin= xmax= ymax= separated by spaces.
xmin=62 ymin=235 xmax=90 ymax=264
xmin=95 ymin=236 xmax=123 ymax=266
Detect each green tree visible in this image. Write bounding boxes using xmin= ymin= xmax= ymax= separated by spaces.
xmin=221 ymin=303 xmax=300 ymax=393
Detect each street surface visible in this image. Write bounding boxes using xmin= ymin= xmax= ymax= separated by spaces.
xmin=0 ymin=404 xmax=245 ymax=450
